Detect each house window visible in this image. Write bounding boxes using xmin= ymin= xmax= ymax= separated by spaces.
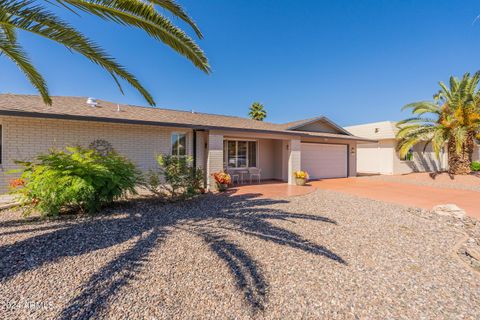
xmin=401 ymin=147 xmax=414 ymax=161
xmin=224 ymin=140 xmax=257 ymax=168
xmin=171 ymin=133 xmax=187 ymax=156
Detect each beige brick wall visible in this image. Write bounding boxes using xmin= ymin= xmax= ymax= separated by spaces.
xmin=0 ymin=116 xmax=193 ymax=193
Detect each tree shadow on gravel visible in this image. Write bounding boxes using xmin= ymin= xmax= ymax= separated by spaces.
xmin=0 ymin=193 xmax=345 ymax=318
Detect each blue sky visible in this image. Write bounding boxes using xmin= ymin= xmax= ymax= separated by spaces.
xmin=1 ymin=0 xmax=480 ymax=126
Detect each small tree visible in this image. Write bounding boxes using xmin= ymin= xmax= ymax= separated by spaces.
xmin=145 ymin=155 xmax=203 ymax=200
xmin=249 ymin=102 xmax=267 ymax=121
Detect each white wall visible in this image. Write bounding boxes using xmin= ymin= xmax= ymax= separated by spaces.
xmin=473 ymin=144 xmax=480 ymax=162
xmin=356 ymin=140 xmax=394 ymax=174
xmin=356 ymin=139 xmax=447 ymax=175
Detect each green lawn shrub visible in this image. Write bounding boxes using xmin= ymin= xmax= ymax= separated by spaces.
xmin=471 ymin=161 xmax=480 ymax=172
xmin=10 ymin=146 xmax=141 ymax=216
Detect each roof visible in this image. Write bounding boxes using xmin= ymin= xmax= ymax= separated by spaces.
xmin=0 ymin=94 xmax=373 ymax=142
xmin=282 ymin=116 xmax=353 ymax=135
xmin=279 ymin=117 xmax=321 ymax=129
xmin=344 ymin=121 xmax=398 ymax=140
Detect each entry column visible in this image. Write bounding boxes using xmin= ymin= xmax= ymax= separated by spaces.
xmin=288 ymin=139 xmax=301 ymax=185
xmin=206 ymin=132 xmax=224 ymax=190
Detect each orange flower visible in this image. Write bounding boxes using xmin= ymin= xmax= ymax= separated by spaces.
xmin=9 ymin=178 xmax=25 ymax=189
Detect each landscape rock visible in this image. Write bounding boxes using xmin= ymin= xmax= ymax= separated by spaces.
xmin=466 ymin=247 xmax=480 ymax=262
xmin=432 ymin=204 xmax=466 ymax=219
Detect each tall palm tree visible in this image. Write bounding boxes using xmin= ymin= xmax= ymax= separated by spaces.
xmin=0 ymin=0 xmax=210 ymax=106
xmin=248 ymin=102 xmax=267 ymax=121
xmin=397 ymin=72 xmax=480 ymax=175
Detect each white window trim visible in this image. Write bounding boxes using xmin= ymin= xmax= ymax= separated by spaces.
xmin=170 ymin=131 xmax=188 ymax=157
xmin=224 ymin=139 xmax=259 ymax=169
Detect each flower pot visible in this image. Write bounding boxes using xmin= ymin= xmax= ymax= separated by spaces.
xmin=295 ymin=178 xmax=307 ymax=186
xmin=216 ymin=183 xmax=228 ymax=192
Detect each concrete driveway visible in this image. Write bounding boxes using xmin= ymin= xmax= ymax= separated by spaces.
xmin=311 ymin=174 xmax=480 ymax=219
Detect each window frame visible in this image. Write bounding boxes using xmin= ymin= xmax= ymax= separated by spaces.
xmin=223 ymin=139 xmax=259 ymax=169
xmin=170 ymin=132 xmax=188 ymax=157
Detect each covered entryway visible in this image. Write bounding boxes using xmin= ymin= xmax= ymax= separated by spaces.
xmin=301 ymin=143 xmax=348 ymax=179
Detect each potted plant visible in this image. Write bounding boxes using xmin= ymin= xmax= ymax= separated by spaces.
xmin=212 ymin=171 xmax=231 ymax=191
xmin=293 ymin=170 xmax=309 ymax=186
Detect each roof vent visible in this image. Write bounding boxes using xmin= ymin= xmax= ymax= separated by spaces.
xmin=86 ymin=97 xmax=98 ymax=107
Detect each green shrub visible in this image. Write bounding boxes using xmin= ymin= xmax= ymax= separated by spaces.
xmin=11 ymin=146 xmax=141 ymax=216
xmin=471 ymin=161 xmax=480 ymax=172
xmin=144 ymin=155 xmax=204 ymax=200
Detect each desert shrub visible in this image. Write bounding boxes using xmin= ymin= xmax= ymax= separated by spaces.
xmin=471 ymin=161 xmax=480 ymax=172
xmin=10 ymin=146 xmax=141 ymax=216
xmin=144 ymin=155 xmax=204 ymax=200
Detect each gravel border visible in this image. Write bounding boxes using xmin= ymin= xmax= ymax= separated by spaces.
xmin=363 ymin=173 xmax=480 ymax=192
xmin=1 ymin=190 xmax=479 ymax=319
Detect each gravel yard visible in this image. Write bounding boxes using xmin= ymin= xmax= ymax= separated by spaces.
xmin=365 ymin=172 xmax=480 ymax=192
xmin=1 ymin=190 xmax=479 ymax=319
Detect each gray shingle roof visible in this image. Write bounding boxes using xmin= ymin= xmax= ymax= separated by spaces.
xmin=0 ymin=94 xmax=372 ymax=141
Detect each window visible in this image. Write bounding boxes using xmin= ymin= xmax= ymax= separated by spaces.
xmin=171 ymin=133 xmax=186 ymax=156
xmin=400 ymin=147 xmax=414 ymax=161
xmin=224 ymin=140 xmax=257 ymax=168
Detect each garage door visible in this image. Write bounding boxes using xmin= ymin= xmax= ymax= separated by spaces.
xmin=301 ymin=143 xmax=348 ymax=179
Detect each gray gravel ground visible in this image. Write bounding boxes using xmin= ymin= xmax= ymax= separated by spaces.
xmin=364 ymin=173 xmax=480 ymax=192
xmin=1 ymin=190 xmax=479 ymax=319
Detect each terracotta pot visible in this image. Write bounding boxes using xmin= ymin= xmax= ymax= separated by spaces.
xmin=295 ymin=178 xmax=307 ymax=186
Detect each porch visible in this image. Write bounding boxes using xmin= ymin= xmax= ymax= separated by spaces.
xmin=197 ymin=130 xmax=302 ymax=190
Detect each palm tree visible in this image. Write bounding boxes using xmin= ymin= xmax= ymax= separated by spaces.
xmin=397 ymin=72 xmax=480 ymax=175
xmin=248 ymin=102 xmax=267 ymax=121
xmin=0 ymin=0 xmax=210 ymax=106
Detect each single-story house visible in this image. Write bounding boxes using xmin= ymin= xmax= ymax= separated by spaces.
xmin=0 ymin=94 xmax=372 ymax=192
xmin=345 ymin=121 xmax=480 ymax=175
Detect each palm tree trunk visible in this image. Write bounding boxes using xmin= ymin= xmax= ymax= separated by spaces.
xmin=447 ymin=137 xmax=472 ymax=175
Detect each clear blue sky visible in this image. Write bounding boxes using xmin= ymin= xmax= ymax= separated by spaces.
xmin=1 ymin=0 xmax=480 ymax=126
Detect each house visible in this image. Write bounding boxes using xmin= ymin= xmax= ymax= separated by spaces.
xmin=345 ymin=121 xmax=480 ymax=175
xmin=0 ymin=94 xmax=372 ymax=192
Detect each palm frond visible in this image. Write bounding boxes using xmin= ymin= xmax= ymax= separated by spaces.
xmin=1 ymin=0 xmax=155 ymax=105
xmin=396 ymin=117 xmax=437 ymax=126
xmin=452 ymin=126 xmax=468 ymax=155
xmin=57 ymin=0 xmax=209 ymax=73
xmin=0 ymin=32 xmax=50 ymax=104
xmin=0 ymin=23 xmax=16 ymax=42
xmin=431 ymin=128 xmax=448 ymax=159
xmin=401 ymin=101 xmax=441 ymax=115
xmin=151 ymin=0 xmax=203 ymax=38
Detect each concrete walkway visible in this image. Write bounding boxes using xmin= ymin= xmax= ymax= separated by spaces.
xmin=227 ymin=180 xmax=315 ymax=199
xmin=311 ymin=177 xmax=480 ymax=219
xmin=0 ymin=194 xmax=19 ymax=210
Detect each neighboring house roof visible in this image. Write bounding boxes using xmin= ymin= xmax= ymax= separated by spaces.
xmin=344 ymin=121 xmax=398 ymax=140
xmin=282 ymin=116 xmax=353 ymax=135
xmin=0 ymin=94 xmax=373 ymax=142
